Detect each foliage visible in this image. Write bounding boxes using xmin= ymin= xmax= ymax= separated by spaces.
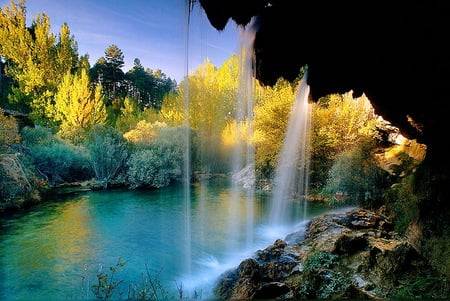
xmin=253 ymin=78 xmax=296 ymax=177
xmin=115 ymin=96 xmax=142 ymax=132
xmin=21 ymin=126 xmax=93 ymax=185
xmin=0 ymin=0 xmax=78 ymax=124
xmin=84 ymin=125 xmax=129 ymax=187
xmin=20 ymin=125 xmax=57 ymax=146
xmin=91 ymin=257 xmax=126 ymax=300
xmin=159 ymin=91 xmax=185 ymax=126
xmin=392 ymin=274 xmax=449 ymax=299
xmin=384 ymin=170 xmax=421 ymax=234
xmin=125 ymin=58 xmax=177 ymax=110
xmin=321 ymin=139 xmax=391 ymax=208
xmin=0 ymin=108 xmax=21 ymax=152
xmin=291 ymin=252 xmax=351 ymax=299
xmin=310 ymin=92 xmax=381 ymax=193
xmin=52 ymin=69 xmax=107 ymax=143
xmin=123 ymin=120 xmax=167 ymax=145
xmin=166 ymin=57 xmax=240 ymax=173
xmin=90 ymin=45 xmax=126 ymax=102
xmin=28 ymin=142 xmax=92 ymax=185
xmin=0 ymin=153 xmax=34 ymax=204
xmin=303 ymin=251 xmax=339 ymax=272
xmin=126 ymin=126 xmax=185 ymax=189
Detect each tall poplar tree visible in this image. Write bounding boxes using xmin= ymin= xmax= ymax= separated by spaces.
xmin=53 ymin=69 xmax=106 ymax=142
xmin=0 ymin=0 xmax=79 ymax=124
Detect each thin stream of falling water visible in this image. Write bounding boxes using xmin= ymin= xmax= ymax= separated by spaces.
xmin=183 ymin=0 xmax=192 ymax=275
xmin=303 ymin=102 xmax=312 ymax=220
xmin=228 ymin=18 xmax=257 ymax=251
xmin=269 ymin=74 xmax=311 ymax=228
xmin=243 ymin=22 xmax=256 ymax=249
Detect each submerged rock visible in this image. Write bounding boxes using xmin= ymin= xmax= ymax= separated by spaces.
xmin=213 ymin=208 xmax=449 ymax=299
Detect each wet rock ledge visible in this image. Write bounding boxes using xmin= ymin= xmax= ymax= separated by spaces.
xmin=214 ymin=208 xmax=448 ymax=299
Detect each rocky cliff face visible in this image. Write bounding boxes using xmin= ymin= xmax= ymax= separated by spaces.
xmin=197 ymin=0 xmax=450 ymax=282
xmin=213 ymin=208 xmax=449 ymax=299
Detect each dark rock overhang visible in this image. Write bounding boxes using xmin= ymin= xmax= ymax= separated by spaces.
xmin=196 ymin=0 xmax=450 ymax=167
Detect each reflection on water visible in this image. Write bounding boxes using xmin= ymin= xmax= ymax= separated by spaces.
xmin=0 ymin=178 xmax=330 ymax=300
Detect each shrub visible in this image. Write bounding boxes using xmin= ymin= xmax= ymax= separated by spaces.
xmin=21 ymin=126 xmax=58 ymax=146
xmin=303 ymin=251 xmax=339 ymax=272
xmin=126 ymin=126 xmax=185 ymax=189
xmin=321 ymin=140 xmax=391 ymax=208
xmin=0 ymin=108 xmax=21 ymax=152
xmin=21 ymin=126 xmax=93 ymax=185
xmin=85 ymin=125 xmax=129 ymax=187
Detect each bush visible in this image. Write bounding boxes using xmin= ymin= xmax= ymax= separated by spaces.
xmin=30 ymin=143 xmax=92 ymax=185
xmin=0 ymin=108 xmax=21 ymax=152
xmin=21 ymin=126 xmax=93 ymax=185
xmin=85 ymin=125 xmax=129 ymax=187
xmin=21 ymin=126 xmax=57 ymax=147
xmin=126 ymin=126 xmax=185 ymax=189
xmin=321 ymin=140 xmax=391 ymax=208
xmin=0 ymin=154 xmax=33 ymax=203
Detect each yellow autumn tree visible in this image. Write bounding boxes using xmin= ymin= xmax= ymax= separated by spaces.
xmin=252 ymin=78 xmax=297 ymax=176
xmin=312 ymin=91 xmax=380 ymax=157
xmin=0 ymin=1 xmax=78 ymax=124
xmin=159 ymin=91 xmax=185 ymax=126
xmin=53 ymin=69 xmax=106 ymax=143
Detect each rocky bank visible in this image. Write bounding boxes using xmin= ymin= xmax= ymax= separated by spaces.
xmin=213 ymin=208 xmax=449 ymax=299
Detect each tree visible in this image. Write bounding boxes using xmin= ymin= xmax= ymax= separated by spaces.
xmin=0 ymin=0 xmax=79 ymax=124
xmin=309 ymin=91 xmax=381 ymax=192
xmin=55 ymin=22 xmax=79 ymax=75
xmin=252 ymin=78 xmax=297 ymax=177
xmin=115 ymin=96 xmax=142 ymax=132
xmin=52 ymin=69 xmax=107 ymax=143
xmin=105 ymin=44 xmax=124 ymax=70
xmin=125 ymin=58 xmax=155 ymax=109
xmin=183 ymin=58 xmax=240 ymax=172
xmin=90 ymin=44 xmax=126 ymax=102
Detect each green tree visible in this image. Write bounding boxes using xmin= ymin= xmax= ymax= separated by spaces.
xmin=90 ymin=44 xmax=125 ymax=102
xmin=115 ymin=96 xmax=142 ymax=132
xmin=146 ymin=68 xmax=177 ymax=110
xmin=125 ymin=58 xmax=155 ymax=109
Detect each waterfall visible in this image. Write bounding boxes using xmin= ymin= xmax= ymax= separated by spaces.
xmin=227 ymin=18 xmax=258 ymax=251
xmin=183 ymin=0 xmax=192 ymax=275
xmin=269 ymin=74 xmax=311 ymax=229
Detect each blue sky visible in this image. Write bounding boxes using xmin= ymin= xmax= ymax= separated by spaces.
xmin=1 ymin=0 xmax=240 ymax=83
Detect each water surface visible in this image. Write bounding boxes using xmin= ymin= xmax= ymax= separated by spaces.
xmin=1 ymin=178 xmax=330 ymax=300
